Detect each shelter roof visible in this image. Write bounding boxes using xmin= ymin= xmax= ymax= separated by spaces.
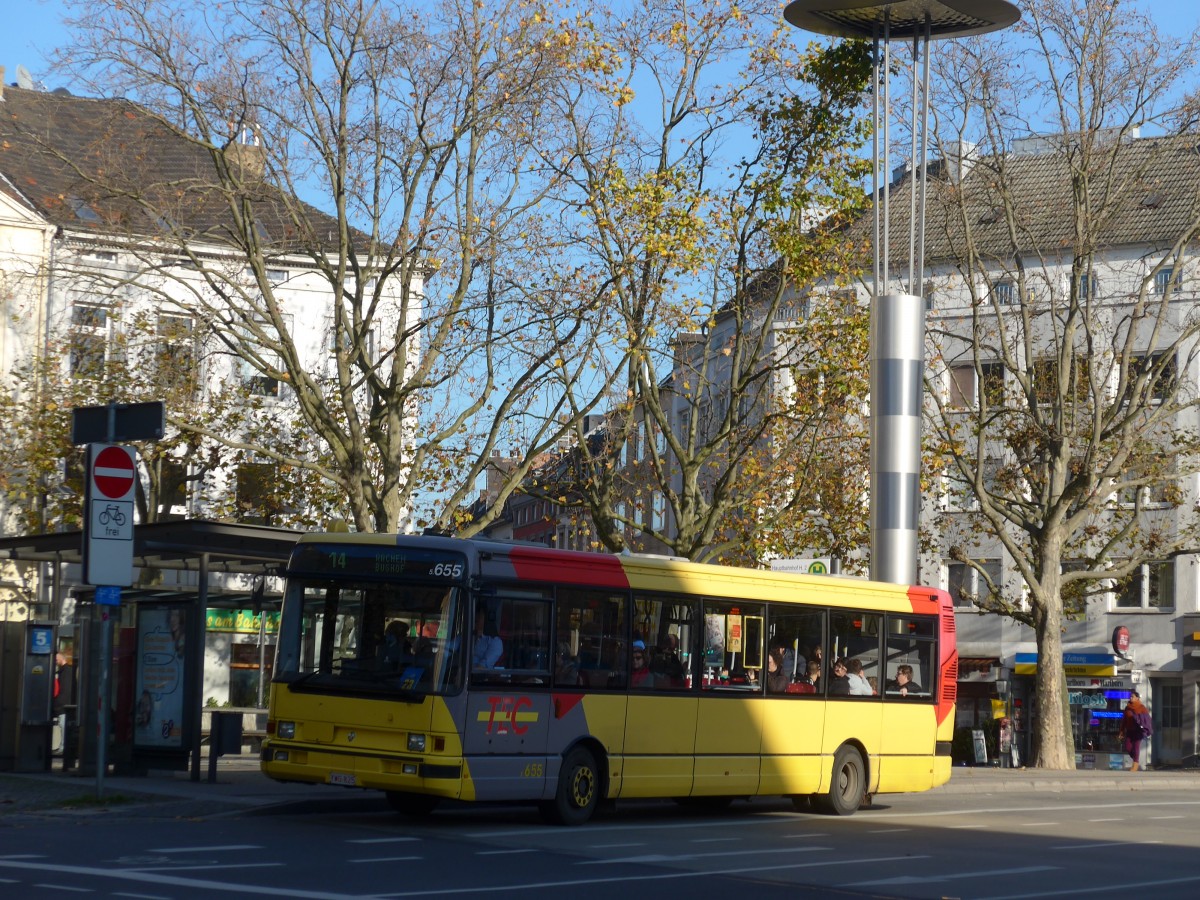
xmin=0 ymin=519 xmax=302 ymax=575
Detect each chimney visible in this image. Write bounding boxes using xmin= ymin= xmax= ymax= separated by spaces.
xmin=226 ymin=125 xmax=265 ymax=180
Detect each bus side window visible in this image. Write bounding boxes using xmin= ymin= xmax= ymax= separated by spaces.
xmin=701 ymin=599 xmax=764 ymax=691
xmin=884 ymin=616 xmax=936 ymax=699
xmin=556 ymin=588 xmax=627 ymax=689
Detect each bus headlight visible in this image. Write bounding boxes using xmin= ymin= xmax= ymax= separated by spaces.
xmin=278 ymin=721 xmax=296 ymax=739
xmin=407 ymin=733 xmax=427 ymax=752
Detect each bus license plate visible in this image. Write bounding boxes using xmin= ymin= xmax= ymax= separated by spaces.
xmin=330 ymin=772 xmax=356 ymax=786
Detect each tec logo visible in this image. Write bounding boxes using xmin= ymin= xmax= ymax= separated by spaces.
xmin=478 ymin=696 xmax=538 ymax=734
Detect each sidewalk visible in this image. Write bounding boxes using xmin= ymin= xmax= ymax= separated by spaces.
xmin=5 ymin=756 xmax=1197 ymax=820
xmin=934 ymin=763 xmax=1200 ymax=795
xmin=0 ymin=754 xmax=333 ymax=820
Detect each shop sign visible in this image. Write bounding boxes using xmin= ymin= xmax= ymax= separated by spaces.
xmin=205 ymin=608 xmax=280 ymax=634
xmin=1067 ymin=677 xmax=1129 ymax=689
xmin=1112 ymin=625 xmax=1130 ymax=655
xmin=1015 ymin=652 xmax=1117 ymax=677
xmin=1068 ymin=691 xmax=1110 ymax=709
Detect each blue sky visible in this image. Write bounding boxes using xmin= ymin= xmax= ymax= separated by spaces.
xmin=5 ymin=1 xmax=1199 ymax=93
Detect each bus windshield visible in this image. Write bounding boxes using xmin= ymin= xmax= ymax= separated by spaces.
xmin=276 ymin=578 xmax=465 ymax=697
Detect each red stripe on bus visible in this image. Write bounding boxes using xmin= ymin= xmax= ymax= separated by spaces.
xmin=509 ymin=547 xmax=631 ymax=589
xmin=552 ymin=693 xmax=584 ymax=719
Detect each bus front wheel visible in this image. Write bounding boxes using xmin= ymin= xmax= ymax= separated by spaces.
xmin=817 ymin=746 xmax=865 ymax=816
xmin=385 ymin=790 xmax=440 ymax=816
xmin=540 ymin=746 xmax=600 ymax=826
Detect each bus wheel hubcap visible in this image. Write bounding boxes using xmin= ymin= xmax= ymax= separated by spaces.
xmin=572 ymin=766 xmax=594 ymax=807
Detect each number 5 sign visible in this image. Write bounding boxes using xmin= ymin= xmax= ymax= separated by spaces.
xmin=83 ymin=443 xmax=137 ymax=586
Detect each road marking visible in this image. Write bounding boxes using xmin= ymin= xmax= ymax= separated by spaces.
xmin=690 ymin=837 xmax=739 ymax=843
xmin=578 ymin=846 xmax=824 ymax=865
xmin=868 ymin=828 xmax=909 ymax=833
xmin=113 ymin=894 xmax=170 ymax=899
xmin=370 ymin=856 xmax=928 ymax=896
xmin=588 ymin=843 xmax=646 ymax=849
xmin=1087 ymin=818 xmax=1122 ymax=822
xmin=1148 ymin=815 xmax=1184 ymax=820
xmin=146 ymin=845 xmax=262 ymax=854
xmin=0 ymin=859 xmax=370 ymax=899
xmin=125 ymin=864 xmax=284 ymax=873
xmin=346 ymin=837 xmax=421 ymax=844
xmin=34 ymin=886 xmax=92 ymax=894
xmin=850 ymin=865 xmax=1058 ymax=887
xmin=464 ymin=814 xmax=813 ymax=839
xmin=1050 ymin=840 xmax=1162 ymax=850
xmin=348 ymin=856 xmax=423 ymax=864
xmin=947 ymin=824 xmax=988 ymax=829
xmin=476 ymin=849 xmax=537 ymax=856
xmin=976 ymin=873 xmax=1200 ymax=900
xmin=873 ymin=799 xmax=1200 ymax=820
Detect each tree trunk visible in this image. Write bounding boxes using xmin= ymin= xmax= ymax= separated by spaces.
xmin=1032 ymin=601 xmax=1075 ymax=769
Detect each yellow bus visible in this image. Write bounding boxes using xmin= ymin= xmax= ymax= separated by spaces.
xmin=261 ymin=533 xmax=957 ymax=825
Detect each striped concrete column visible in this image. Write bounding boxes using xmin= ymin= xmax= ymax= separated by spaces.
xmin=870 ymin=291 xmax=924 ymax=585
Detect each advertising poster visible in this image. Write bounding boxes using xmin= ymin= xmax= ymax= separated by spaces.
xmin=134 ymin=606 xmax=187 ymax=749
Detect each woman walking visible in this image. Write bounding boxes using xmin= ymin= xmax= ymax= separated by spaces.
xmin=1120 ymin=690 xmax=1152 ymax=772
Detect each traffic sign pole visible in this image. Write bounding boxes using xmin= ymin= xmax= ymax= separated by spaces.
xmin=82 ymin=443 xmax=138 ymax=799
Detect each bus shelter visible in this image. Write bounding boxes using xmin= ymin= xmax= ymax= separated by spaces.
xmin=0 ymin=520 xmax=302 ymax=779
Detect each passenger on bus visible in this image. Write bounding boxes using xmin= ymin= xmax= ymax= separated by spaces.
xmin=630 ymin=640 xmax=652 ymax=689
xmin=471 ymin=609 xmax=504 ymax=669
xmin=381 ymin=620 xmax=412 ymax=670
xmin=804 ymin=659 xmax=822 ymax=690
xmin=828 ymin=658 xmax=852 ymax=696
xmin=766 ymin=647 xmax=789 ymax=693
xmin=770 ymin=637 xmax=804 ymax=682
xmin=650 ymin=633 xmax=686 ymax=687
xmin=846 ymin=658 xmax=874 ymax=696
xmin=555 ymin=642 xmax=581 ymax=686
xmin=889 ymin=664 xmax=922 ymax=696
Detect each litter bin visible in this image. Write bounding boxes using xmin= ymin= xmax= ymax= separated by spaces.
xmin=207 ymin=711 xmax=243 ymax=783
xmin=212 ymin=711 xmax=244 ymax=756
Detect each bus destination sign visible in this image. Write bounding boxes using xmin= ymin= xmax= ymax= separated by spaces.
xmin=289 ymin=543 xmax=467 ymax=581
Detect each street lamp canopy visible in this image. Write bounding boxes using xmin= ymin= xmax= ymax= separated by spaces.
xmin=783 ymin=0 xmax=1020 ymax=40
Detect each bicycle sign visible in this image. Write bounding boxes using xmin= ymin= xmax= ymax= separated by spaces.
xmin=98 ymin=504 xmax=127 ymax=527
xmin=84 ymin=443 xmax=137 ymax=586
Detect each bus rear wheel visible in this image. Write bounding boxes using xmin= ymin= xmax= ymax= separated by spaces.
xmin=540 ymin=746 xmax=600 ymax=826
xmin=816 ymin=745 xmax=865 ymax=816
xmin=385 ymin=790 xmax=440 ymax=816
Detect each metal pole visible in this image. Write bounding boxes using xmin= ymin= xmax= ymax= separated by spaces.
xmin=95 ymin=604 xmax=111 ymax=799
xmin=908 ymin=33 xmax=919 ymax=294
xmin=916 ymin=15 xmax=932 ymax=298
xmin=872 ymin=35 xmax=881 ymax=299
xmin=882 ymin=12 xmax=891 ymax=294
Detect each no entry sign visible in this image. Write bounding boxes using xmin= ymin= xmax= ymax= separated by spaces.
xmin=84 ymin=443 xmax=137 ymax=587
xmin=92 ymin=445 xmax=137 ymax=500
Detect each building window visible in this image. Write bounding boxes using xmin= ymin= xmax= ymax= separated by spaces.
xmin=156 ymin=314 xmax=197 ymax=397
xmin=1077 ymin=272 xmax=1098 ymax=300
xmin=1158 ymin=683 xmax=1181 ymax=729
xmin=1132 ymin=352 xmax=1176 ymax=403
xmin=240 ymin=316 xmax=291 ymax=398
xmin=1115 ymin=560 xmax=1173 ymax=609
xmin=1153 ymin=267 xmax=1177 ymax=295
xmin=949 ymin=362 xmax=1004 ymax=408
xmin=948 ymin=559 xmax=1002 ymax=608
xmin=70 ymin=302 xmax=110 ymax=377
xmin=991 ymin=279 xmax=1016 ymax=305
xmin=236 ymin=462 xmax=285 ymax=526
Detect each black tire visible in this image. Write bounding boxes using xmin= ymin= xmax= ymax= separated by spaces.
xmin=816 ymin=745 xmax=865 ymax=816
xmin=540 ymin=746 xmax=600 ymax=826
xmin=385 ymin=790 xmax=440 ymax=816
